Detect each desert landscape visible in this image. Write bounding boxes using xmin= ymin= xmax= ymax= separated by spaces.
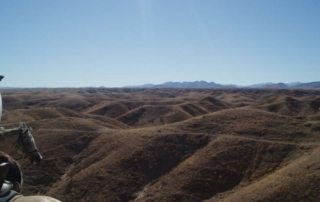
xmin=0 ymin=88 xmax=319 ymax=202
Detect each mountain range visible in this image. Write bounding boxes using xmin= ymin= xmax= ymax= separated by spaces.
xmin=129 ymin=81 xmax=320 ymax=89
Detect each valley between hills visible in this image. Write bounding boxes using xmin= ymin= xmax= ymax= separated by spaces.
xmin=0 ymin=88 xmax=319 ymax=202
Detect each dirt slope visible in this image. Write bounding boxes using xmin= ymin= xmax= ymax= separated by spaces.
xmin=0 ymin=88 xmax=319 ymax=202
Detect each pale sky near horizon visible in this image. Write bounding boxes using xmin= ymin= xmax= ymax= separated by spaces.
xmin=0 ymin=0 xmax=319 ymax=87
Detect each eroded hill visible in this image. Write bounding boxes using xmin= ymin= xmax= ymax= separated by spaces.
xmin=0 ymin=88 xmax=319 ymax=202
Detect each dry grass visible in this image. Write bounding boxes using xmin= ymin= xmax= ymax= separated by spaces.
xmin=0 ymin=88 xmax=319 ymax=202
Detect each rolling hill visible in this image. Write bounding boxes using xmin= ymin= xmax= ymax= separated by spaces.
xmin=0 ymin=88 xmax=319 ymax=202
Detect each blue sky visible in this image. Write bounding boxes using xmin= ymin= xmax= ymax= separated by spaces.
xmin=0 ymin=0 xmax=319 ymax=87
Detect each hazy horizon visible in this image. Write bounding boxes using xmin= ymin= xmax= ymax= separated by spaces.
xmin=0 ymin=79 xmax=319 ymax=89
xmin=1 ymin=0 xmax=319 ymax=87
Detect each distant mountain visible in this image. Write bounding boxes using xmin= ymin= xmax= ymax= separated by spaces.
xmin=247 ymin=83 xmax=288 ymax=89
xmin=286 ymin=82 xmax=303 ymax=87
xmin=245 ymin=81 xmax=320 ymax=89
xmin=128 ymin=81 xmax=320 ymax=90
xmin=130 ymin=81 xmax=236 ymax=89
xmin=290 ymin=81 xmax=320 ymax=89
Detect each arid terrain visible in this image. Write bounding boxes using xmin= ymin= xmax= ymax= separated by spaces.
xmin=0 ymin=88 xmax=319 ymax=202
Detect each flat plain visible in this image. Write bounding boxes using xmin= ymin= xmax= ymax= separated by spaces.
xmin=1 ymin=88 xmax=319 ymax=202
